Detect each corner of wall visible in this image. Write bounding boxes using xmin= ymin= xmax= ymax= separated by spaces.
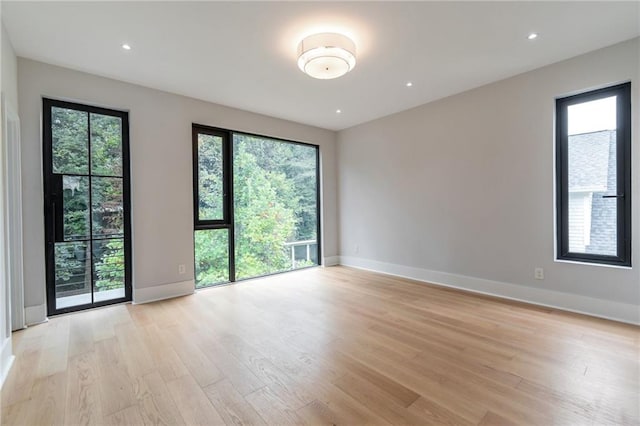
xmin=133 ymin=280 xmax=195 ymax=304
xmin=338 ymin=256 xmax=640 ymax=325
xmin=25 ymin=304 xmax=47 ymax=326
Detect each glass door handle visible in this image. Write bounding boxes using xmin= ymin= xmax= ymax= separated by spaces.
xmin=602 ymin=194 xmax=624 ymax=199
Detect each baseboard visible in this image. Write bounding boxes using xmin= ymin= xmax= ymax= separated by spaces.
xmin=1 ymin=337 xmax=15 ymax=389
xmin=133 ymin=280 xmax=195 ymax=304
xmin=25 ymin=303 xmax=48 ymax=326
xmin=338 ymin=256 xmax=640 ymax=325
xmin=323 ymin=256 xmax=340 ymax=267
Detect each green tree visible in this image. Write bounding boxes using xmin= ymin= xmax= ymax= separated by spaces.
xmin=52 ymin=108 xmax=126 ymax=295
xmin=195 ymin=134 xmax=318 ymax=287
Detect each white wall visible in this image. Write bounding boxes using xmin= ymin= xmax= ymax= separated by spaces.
xmin=0 ymin=19 xmax=18 ymax=387
xmin=18 ymin=58 xmax=338 ymax=322
xmin=1 ymin=23 xmax=17 ymax=109
xmin=338 ymin=38 xmax=640 ymax=324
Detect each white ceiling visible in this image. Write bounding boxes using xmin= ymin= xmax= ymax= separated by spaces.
xmin=2 ymin=1 xmax=639 ymax=131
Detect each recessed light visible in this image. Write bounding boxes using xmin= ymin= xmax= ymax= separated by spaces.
xmin=527 ymin=33 xmax=538 ymax=40
xmin=336 ymin=109 xmax=342 ymax=114
xmin=122 ymin=43 xmax=131 ymax=50
xmin=406 ymin=82 xmax=413 ymax=87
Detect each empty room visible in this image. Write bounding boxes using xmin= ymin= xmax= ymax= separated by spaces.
xmin=0 ymin=1 xmax=638 ymax=425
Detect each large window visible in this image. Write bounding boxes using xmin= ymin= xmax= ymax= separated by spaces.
xmin=192 ymin=125 xmax=320 ymax=288
xmin=43 ymin=99 xmax=132 ymax=315
xmin=556 ymin=83 xmax=631 ymax=266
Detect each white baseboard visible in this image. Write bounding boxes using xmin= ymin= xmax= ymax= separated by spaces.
xmin=133 ymin=280 xmax=195 ymax=304
xmin=1 ymin=337 xmax=15 ymax=389
xmin=338 ymin=256 xmax=640 ymax=325
xmin=323 ymin=256 xmax=340 ymax=267
xmin=25 ymin=303 xmax=48 ymax=326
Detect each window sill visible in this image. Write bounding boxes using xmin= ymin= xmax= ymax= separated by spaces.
xmin=554 ymin=258 xmax=632 ymax=270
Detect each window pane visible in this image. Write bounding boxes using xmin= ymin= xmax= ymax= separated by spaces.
xmin=55 ymin=242 xmax=91 ymax=309
xmin=194 ymin=229 xmax=229 ymax=287
xmin=52 ymin=107 xmax=89 ymax=174
xmin=233 ymin=134 xmax=318 ymax=280
xmin=567 ymin=96 xmax=617 ymax=256
xmin=91 ymin=113 xmax=122 ymax=176
xmin=92 ymin=177 xmax=124 ymax=238
xmin=62 ymin=175 xmax=90 ymax=241
xmin=93 ymin=239 xmax=125 ymax=301
xmin=198 ymin=134 xmax=224 ymax=220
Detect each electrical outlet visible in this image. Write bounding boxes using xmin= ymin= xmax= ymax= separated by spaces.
xmin=355 ymin=244 xmax=359 ymax=254
xmin=534 ymin=267 xmax=544 ymax=280
xmin=178 ymin=264 xmax=186 ymax=274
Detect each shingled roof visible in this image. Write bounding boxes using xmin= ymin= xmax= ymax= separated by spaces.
xmin=568 ymin=130 xmax=615 ymax=192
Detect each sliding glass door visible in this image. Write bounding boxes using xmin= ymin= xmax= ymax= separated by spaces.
xmin=43 ymin=99 xmax=131 ymax=315
xmin=193 ymin=125 xmax=320 ymax=288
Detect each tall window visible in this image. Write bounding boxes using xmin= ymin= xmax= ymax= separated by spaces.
xmin=192 ymin=125 xmax=320 ymax=288
xmin=556 ymin=83 xmax=631 ymax=266
xmin=43 ymin=99 xmax=132 ymax=315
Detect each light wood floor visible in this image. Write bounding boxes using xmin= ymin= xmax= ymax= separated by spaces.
xmin=1 ymin=266 xmax=638 ymax=425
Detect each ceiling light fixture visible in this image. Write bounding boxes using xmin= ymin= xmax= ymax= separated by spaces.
xmin=527 ymin=33 xmax=538 ymax=40
xmin=406 ymin=82 xmax=413 ymax=87
xmin=336 ymin=109 xmax=342 ymax=114
xmin=297 ymin=33 xmax=356 ymax=80
xmin=122 ymin=43 xmax=131 ymax=50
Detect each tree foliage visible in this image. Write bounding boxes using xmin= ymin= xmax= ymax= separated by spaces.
xmin=195 ymin=134 xmax=318 ymax=287
xmin=52 ymin=108 xmax=125 ymax=297
xmin=52 ymin=107 xmax=319 ymax=294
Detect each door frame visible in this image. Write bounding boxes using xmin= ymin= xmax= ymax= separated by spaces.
xmin=2 ymin=95 xmax=24 ymax=330
xmin=42 ymin=98 xmax=132 ymax=316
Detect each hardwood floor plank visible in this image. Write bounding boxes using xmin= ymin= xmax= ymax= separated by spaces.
xmin=135 ymin=371 xmax=186 ymax=425
xmin=103 ymin=404 xmax=145 ymax=426
xmin=1 ymin=266 xmax=637 ymax=426
xmin=296 ymin=399 xmax=341 ymax=425
xmin=478 ymin=410 xmax=519 ymax=426
xmin=203 ymin=379 xmax=266 ymax=425
xmin=245 ymin=386 xmax=306 ymax=425
xmin=329 ymin=350 xmax=420 ymax=407
xmin=139 ymin=323 xmax=189 ymax=382
xmin=163 ymin=325 xmax=224 ymax=388
xmin=25 ymin=371 xmax=68 ymax=425
xmin=407 ymin=396 xmax=477 ymax=426
xmin=65 ymin=351 xmax=103 ymax=426
xmin=332 ymin=371 xmax=429 ymax=424
xmin=1 ymin=335 xmax=44 ymax=406
xmin=165 ymin=375 xmax=225 ymax=425
xmin=115 ymin=323 xmax=157 ymax=379
xmin=38 ymin=317 xmax=70 ymax=376
xmin=219 ymin=334 xmax=315 ymax=409
xmin=95 ymin=337 xmax=137 ymax=416
xmin=196 ymin=332 xmax=265 ymax=396
xmin=68 ymin=313 xmax=96 ymax=357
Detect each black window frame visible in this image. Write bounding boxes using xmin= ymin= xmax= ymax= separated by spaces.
xmin=555 ymin=82 xmax=632 ymax=267
xmin=192 ymin=123 xmax=322 ymax=287
xmin=192 ymin=125 xmax=235 ymax=280
xmin=43 ymin=98 xmax=133 ymax=315
xmin=192 ymin=126 xmax=233 ymax=227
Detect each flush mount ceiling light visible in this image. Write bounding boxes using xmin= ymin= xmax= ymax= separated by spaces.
xmin=297 ymin=32 xmax=356 ymax=79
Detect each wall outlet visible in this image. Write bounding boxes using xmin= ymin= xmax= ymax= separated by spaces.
xmin=178 ymin=264 xmax=186 ymax=275
xmin=354 ymin=244 xmax=359 ymax=254
xmin=534 ymin=267 xmax=544 ymax=280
